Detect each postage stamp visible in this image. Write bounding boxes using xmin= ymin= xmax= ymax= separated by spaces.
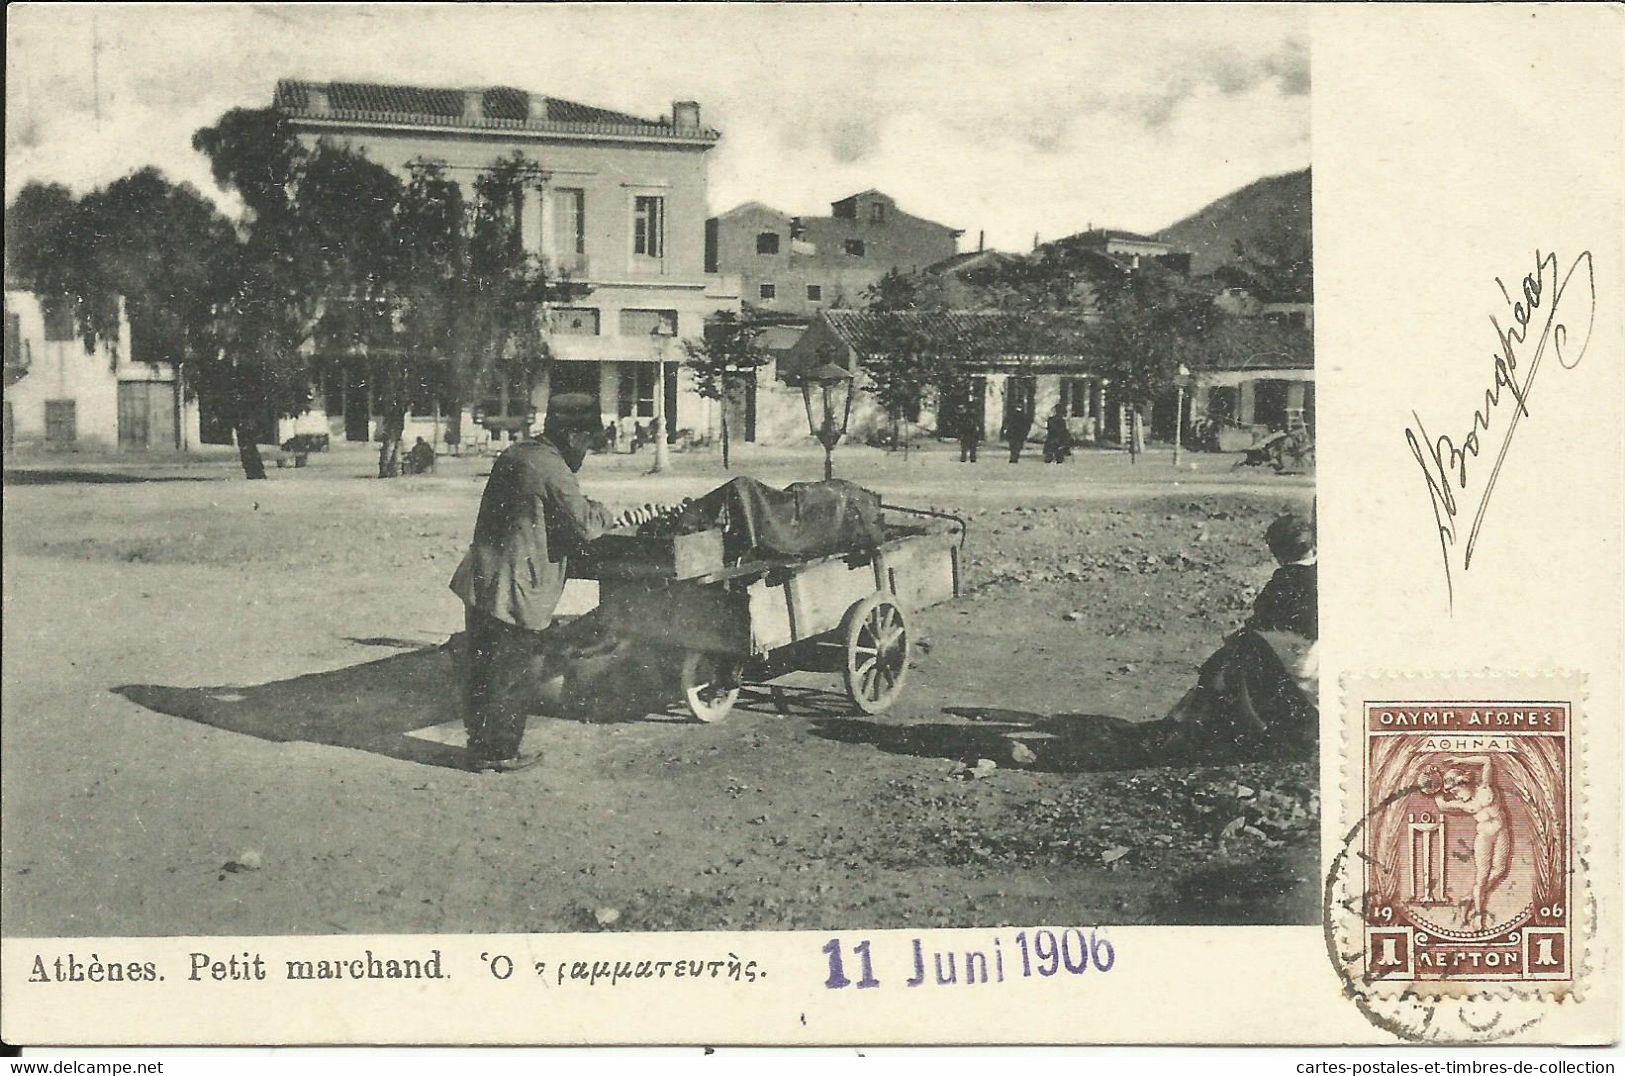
xmin=1361 ymin=701 xmax=1572 ymax=990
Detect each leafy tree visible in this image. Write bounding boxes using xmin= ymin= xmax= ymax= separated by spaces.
xmin=682 ymin=310 xmax=769 ymax=469
xmin=5 ymin=181 xmax=124 ymax=359
xmin=371 ymin=154 xmax=572 ymax=477
xmin=856 ymin=269 xmax=957 ymax=450
xmin=196 ymin=111 xmax=568 ymax=478
xmin=1088 ymin=260 xmax=1217 ymax=460
xmin=194 ymin=108 xmax=391 ymax=477
xmin=1232 ymin=231 xmax=1313 ymax=303
xmin=4 ymin=172 xmax=238 ymax=455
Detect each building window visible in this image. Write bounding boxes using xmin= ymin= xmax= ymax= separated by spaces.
xmin=322 ymin=371 xmax=344 ymax=416
xmin=618 ymin=308 xmax=678 ymax=338
xmin=869 ymin=202 xmax=886 ymax=224
xmin=806 ymin=284 xmax=823 ymax=302
xmin=1062 ymin=377 xmax=1092 ymax=418
xmin=410 ymin=376 xmax=452 ymax=419
xmin=4 ymin=312 xmax=25 ymax=369
xmin=759 ymin=283 xmax=777 ymax=301
xmin=633 ymin=195 xmax=664 ymax=258
xmin=550 ymin=307 xmax=601 ymax=335
xmin=844 ymin=239 xmax=866 ymax=257
xmin=554 ymin=188 xmax=586 ymax=269
xmin=476 ymin=375 xmax=523 ymax=422
xmin=619 ymin=363 xmax=658 ymax=419
xmin=756 ymin=232 xmax=780 ymax=255
xmin=44 ymin=400 xmax=77 ymax=445
xmin=42 ymin=297 xmax=76 ymax=341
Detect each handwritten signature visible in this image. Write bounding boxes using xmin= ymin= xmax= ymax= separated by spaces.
xmin=1405 ymin=250 xmax=1596 ymax=610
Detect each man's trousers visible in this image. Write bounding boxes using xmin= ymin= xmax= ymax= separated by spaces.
xmin=462 ymin=606 xmax=555 ymax=759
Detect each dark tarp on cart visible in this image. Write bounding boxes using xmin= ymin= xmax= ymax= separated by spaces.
xmin=674 ymin=477 xmax=885 ymax=565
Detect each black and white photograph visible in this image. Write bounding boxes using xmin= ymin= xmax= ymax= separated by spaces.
xmin=2 ymin=3 xmax=1318 ymax=947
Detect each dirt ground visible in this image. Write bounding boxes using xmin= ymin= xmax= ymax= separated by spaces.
xmin=2 ymin=439 xmax=1315 ymax=937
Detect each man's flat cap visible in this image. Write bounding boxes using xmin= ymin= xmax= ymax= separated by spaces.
xmin=546 ymin=392 xmax=600 ymax=429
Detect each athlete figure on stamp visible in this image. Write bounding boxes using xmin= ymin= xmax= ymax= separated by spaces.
xmin=1428 ymin=757 xmax=1512 ymax=930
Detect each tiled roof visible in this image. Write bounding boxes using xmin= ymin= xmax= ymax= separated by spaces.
xmin=923 ymin=250 xmax=1014 ymax=276
xmin=1192 ymin=319 xmax=1314 ymax=371
xmin=273 ymin=79 xmax=720 ymax=142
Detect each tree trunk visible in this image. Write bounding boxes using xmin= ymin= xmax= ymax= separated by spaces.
xmin=377 ymin=406 xmax=406 ymax=478
xmin=234 ymin=423 xmax=267 ymax=480
xmin=720 ymin=410 xmax=731 ymax=470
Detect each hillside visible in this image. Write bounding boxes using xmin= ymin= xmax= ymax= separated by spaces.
xmin=1157 ymin=168 xmax=1310 ymax=277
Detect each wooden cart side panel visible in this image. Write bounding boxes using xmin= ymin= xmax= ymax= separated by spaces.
xmin=750 ymin=555 xmax=880 ymax=651
xmin=572 ymin=529 xmax=725 ymax=581
xmin=748 ymin=581 xmax=793 ymax=653
xmin=885 ymin=539 xmax=959 ymax=612
xmin=598 ymin=579 xmax=752 ymax=655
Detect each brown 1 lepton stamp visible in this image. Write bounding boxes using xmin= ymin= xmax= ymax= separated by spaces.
xmin=1363 ymin=700 xmax=1571 ymax=988
xmin=1325 ymin=678 xmax=1587 ymax=1044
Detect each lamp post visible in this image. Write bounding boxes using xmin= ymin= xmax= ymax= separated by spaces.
xmin=800 ymin=360 xmax=855 ymax=480
xmin=1173 ymin=362 xmax=1192 ymax=467
xmin=649 ymin=320 xmax=676 ymax=474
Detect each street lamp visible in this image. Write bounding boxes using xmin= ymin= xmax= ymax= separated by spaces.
xmin=649 ymin=320 xmax=677 ymax=474
xmin=800 ymin=360 xmax=855 ymax=480
xmin=1173 ymin=362 xmax=1192 ymax=467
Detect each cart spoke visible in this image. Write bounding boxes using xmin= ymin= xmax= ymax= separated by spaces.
xmin=859 ymin=664 xmax=880 ymax=699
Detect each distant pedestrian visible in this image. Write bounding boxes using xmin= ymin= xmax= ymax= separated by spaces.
xmin=952 ymin=381 xmax=982 ymax=463
xmin=1002 ymin=394 xmax=1033 ymax=464
xmin=1042 ymin=406 xmax=1073 ymax=464
xmin=957 ymin=418 xmax=981 ymax=463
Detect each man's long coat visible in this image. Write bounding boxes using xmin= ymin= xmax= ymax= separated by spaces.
xmin=449 ymin=437 xmax=612 ymax=630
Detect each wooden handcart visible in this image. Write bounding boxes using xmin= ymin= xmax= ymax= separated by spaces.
xmin=570 ymin=506 xmax=966 ymax=722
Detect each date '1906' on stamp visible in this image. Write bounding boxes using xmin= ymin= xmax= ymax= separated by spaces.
xmin=1363 ymin=702 xmax=1571 ymax=987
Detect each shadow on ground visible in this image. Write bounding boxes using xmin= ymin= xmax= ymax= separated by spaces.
xmin=4 ymin=468 xmax=220 ymax=485
xmin=116 ymin=645 xmax=474 ymax=770
xmin=114 ymin=638 xmax=729 ymax=769
xmin=809 ymin=706 xmax=1188 ymax=774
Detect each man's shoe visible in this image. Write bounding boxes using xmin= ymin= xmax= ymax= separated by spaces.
xmin=471 ymin=749 xmax=545 ymax=773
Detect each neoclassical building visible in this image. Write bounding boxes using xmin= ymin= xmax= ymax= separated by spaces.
xmin=244 ymin=79 xmax=741 ymax=449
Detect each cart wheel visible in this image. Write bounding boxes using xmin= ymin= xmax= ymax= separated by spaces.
xmin=841 ymin=593 xmax=911 ymax=715
xmin=679 ymin=650 xmax=742 ymax=723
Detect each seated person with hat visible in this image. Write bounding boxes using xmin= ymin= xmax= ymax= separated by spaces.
xmin=1167 ymin=512 xmax=1319 ymax=759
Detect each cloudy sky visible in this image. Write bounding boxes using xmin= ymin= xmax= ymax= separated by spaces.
xmin=6 ymin=4 xmax=1308 ymax=251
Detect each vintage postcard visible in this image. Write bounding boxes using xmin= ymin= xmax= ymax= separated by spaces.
xmin=1 ymin=2 xmax=1619 ymax=1048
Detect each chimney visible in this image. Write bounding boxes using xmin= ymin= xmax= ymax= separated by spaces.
xmin=672 ymin=100 xmax=701 ymax=130
xmin=463 ymin=90 xmax=484 ymax=120
xmin=527 ymin=92 xmax=549 ymax=123
xmin=978 ymin=230 xmax=985 ymax=253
